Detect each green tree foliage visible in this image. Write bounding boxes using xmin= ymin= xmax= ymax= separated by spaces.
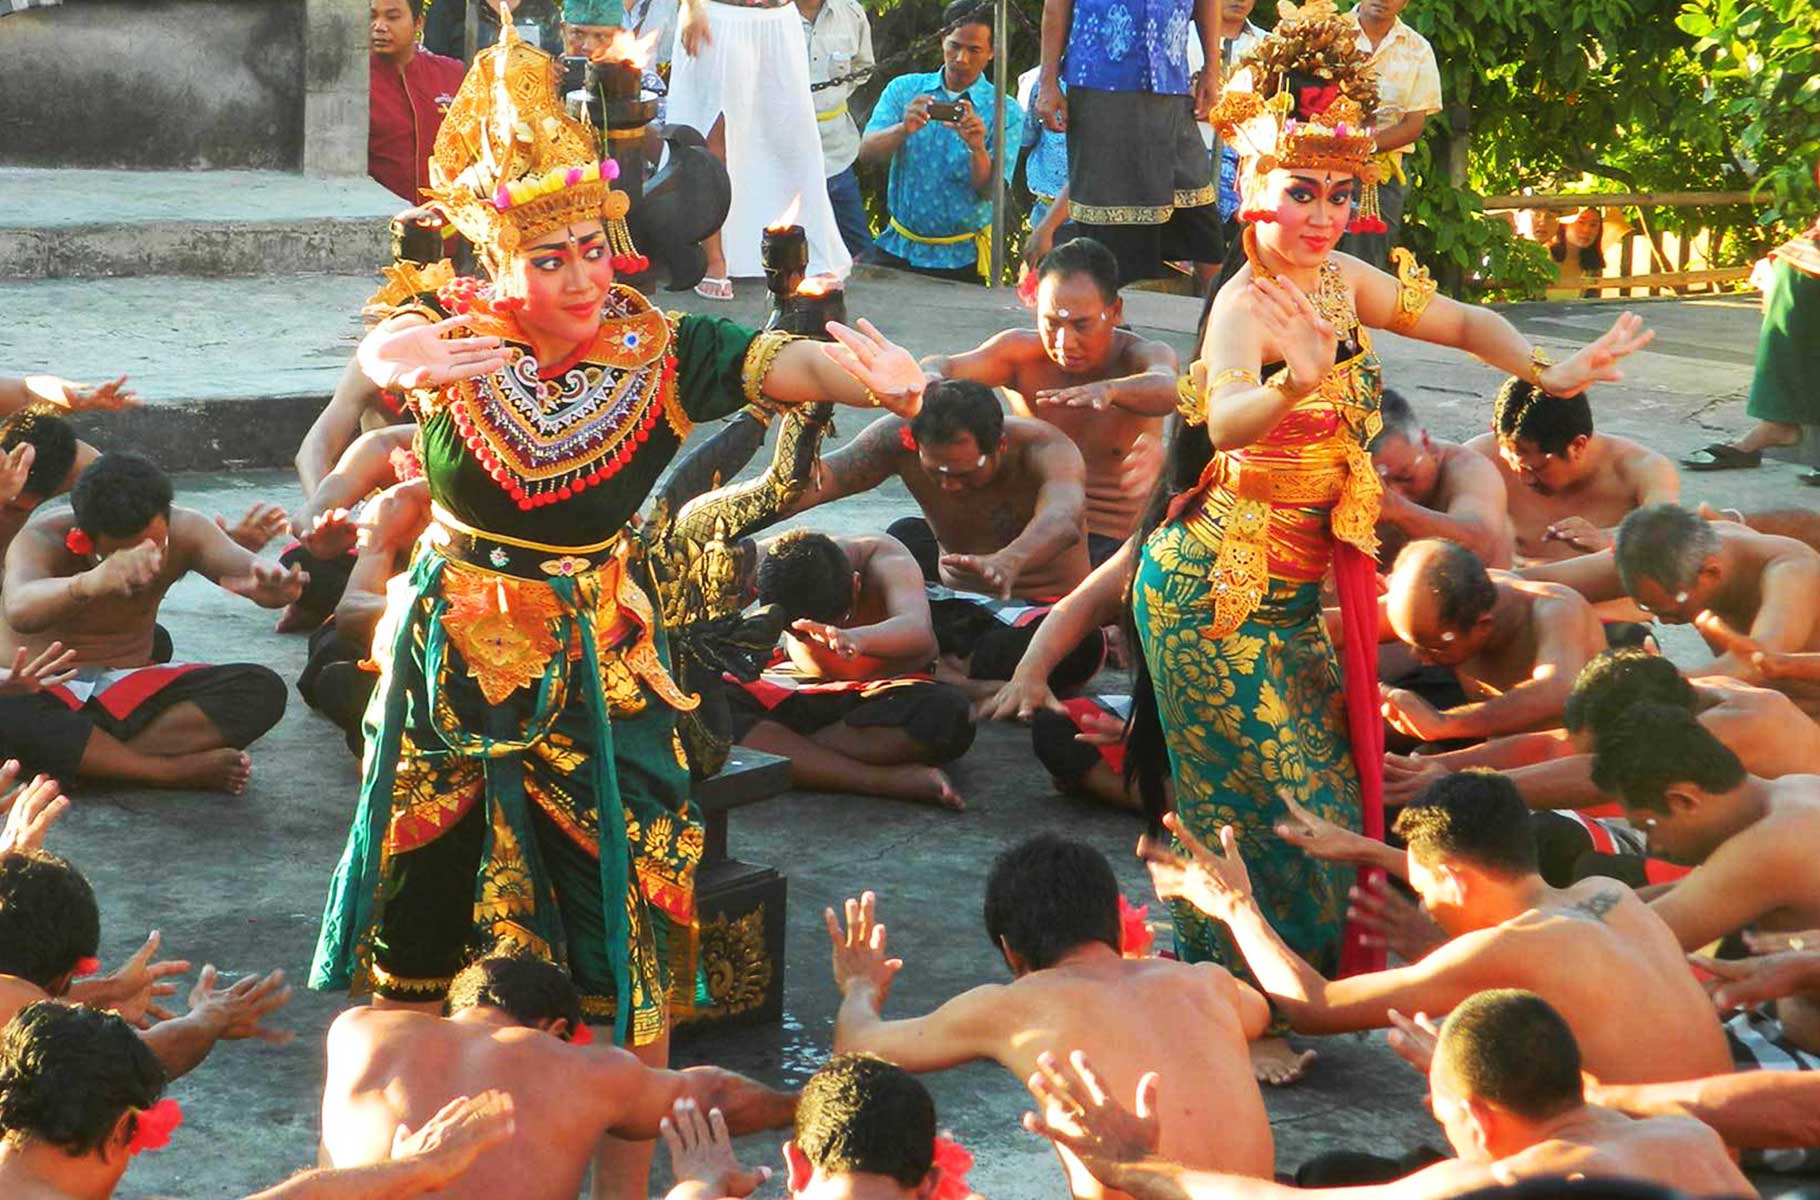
xmin=850 ymin=0 xmax=1817 ymax=297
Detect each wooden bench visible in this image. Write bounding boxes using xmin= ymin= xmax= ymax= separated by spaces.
xmin=677 ymin=746 xmax=791 ymax=1032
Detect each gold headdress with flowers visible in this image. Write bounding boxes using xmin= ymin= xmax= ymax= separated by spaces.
xmin=1210 ymin=0 xmax=1387 ymax=232
xmin=426 ymin=21 xmax=647 ymax=270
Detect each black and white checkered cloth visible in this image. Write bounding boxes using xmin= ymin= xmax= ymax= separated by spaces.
xmin=1 ymin=0 xmax=64 ymax=14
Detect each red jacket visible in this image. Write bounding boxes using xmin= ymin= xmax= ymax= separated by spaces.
xmin=368 ymin=49 xmax=469 ymax=203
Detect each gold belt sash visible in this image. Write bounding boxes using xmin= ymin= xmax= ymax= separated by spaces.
xmin=426 ymin=505 xmax=697 ymax=713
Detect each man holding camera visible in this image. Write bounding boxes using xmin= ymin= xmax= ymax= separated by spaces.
xmin=857 ymin=0 xmax=1023 ymax=285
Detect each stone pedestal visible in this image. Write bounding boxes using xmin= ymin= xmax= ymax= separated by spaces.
xmin=678 ymin=747 xmax=791 ymax=1033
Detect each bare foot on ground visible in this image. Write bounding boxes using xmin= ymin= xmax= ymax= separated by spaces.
xmin=1250 ymin=1036 xmax=1316 ymax=1086
xmin=876 ymin=765 xmax=965 ymax=812
xmin=164 ymin=749 xmax=252 ymax=795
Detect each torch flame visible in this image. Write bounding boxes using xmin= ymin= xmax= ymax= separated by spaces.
xmin=766 ymin=194 xmax=804 ymax=233
xmin=796 ymin=274 xmax=842 ymax=297
xmin=588 ymin=27 xmax=661 ymax=69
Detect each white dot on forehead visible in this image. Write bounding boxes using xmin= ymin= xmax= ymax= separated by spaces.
xmin=1056 ymin=308 xmax=1071 ymax=318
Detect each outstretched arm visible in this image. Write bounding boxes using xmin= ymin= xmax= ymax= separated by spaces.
xmin=1146 ymin=818 xmax=1506 ymax=1033
xmin=826 ymin=892 xmax=1010 ymax=1072
xmin=921 ymin=330 xmax=1026 ymax=390
xmin=978 ymin=539 xmax=1132 ymax=720
xmin=1592 ymin=1070 xmax=1820 ymax=1150
xmin=762 ymin=320 xmax=925 ymax=417
xmin=776 ymin=415 xmax=907 ymax=518
xmin=180 ymin=509 xmax=307 ymax=610
xmin=1032 ymin=337 xmax=1181 ymax=417
xmin=0 ymin=373 xmax=138 ymax=417
xmin=1349 ymin=260 xmax=1654 ymax=398
xmin=983 ymin=436 xmax=1088 ymax=583
xmin=243 ymin=1094 xmax=515 ymax=1200
xmin=295 ymin=354 xmax=389 ymax=499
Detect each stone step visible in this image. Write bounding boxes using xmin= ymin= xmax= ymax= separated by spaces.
xmin=5 ymin=273 xmax=373 ymax=471
xmin=0 ymin=169 xmax=401 ymax=279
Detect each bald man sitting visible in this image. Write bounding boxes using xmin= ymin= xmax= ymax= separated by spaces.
xmin=1376 ymin=540 xmax=1605 ymax=748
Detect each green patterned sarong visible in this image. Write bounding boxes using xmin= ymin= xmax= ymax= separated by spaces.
xmin=1133 ymin=519 xmax=1359 ymax=979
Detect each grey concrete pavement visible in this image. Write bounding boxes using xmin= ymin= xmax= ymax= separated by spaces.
xmin=15 ymin=273 xmax=1814 ymax=1197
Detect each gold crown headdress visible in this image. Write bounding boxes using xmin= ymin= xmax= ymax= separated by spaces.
xmin=1210 ymin=0 xmax=1387 ymax=232
xmin=426 ymin=22 xmax=646 ymax=270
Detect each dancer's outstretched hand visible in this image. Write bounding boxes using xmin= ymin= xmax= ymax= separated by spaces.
xmin=820 ymin=319 xmax=925 ymax=418
xmin=1538 ymin=311 xmax=1654 ymax=397
xmin=359 ymin=315 xmax=508 ymax=391
xmin=1248 ymin=275 xmax=1335 ymax=399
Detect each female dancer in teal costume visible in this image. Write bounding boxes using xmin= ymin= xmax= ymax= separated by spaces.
xmin=1126 ymin=0 xmax=1655 ymax=1083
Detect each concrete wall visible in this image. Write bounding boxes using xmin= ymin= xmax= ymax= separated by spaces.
xmin=303 ymin=0 xmax=369 ymax=176
xmin=0 ymin=0 xmax=309 ymax=170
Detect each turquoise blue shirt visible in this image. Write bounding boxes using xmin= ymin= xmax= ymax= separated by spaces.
xmin=864 ymin=69 xmax=1024 ymax=270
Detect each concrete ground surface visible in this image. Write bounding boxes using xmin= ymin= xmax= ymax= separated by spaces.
xmin=21 ymin=272 xmax=1814 ymax=1198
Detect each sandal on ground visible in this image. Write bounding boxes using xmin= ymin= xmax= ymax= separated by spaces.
xmin=1799 ymin=470 xmax=1820 ymax=488
xmin=694 ymin=276 xmax=734 ymax=301
xmin=1681 ymin=443 xmax=1762 ymax=471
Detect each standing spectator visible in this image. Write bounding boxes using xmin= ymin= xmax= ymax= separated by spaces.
xmin=368 ymin=0 xmax=469 ymax=203
xmin=1016 ymin=65 xmax=1070 ymax=264
xmin=669 ymin=0 xmax=853 ymax=298
xmin=1339 ymin=0 xmax=1441 ymax=268
xmin=1211 ymin=0 xmax=1265 ymax=228
xmin=858 ymin=0 xmax=1023 ymax=286
xmin=796 ymin=0 xmax=875 ymax=258
xmin=1034 ymin=0 xmax=1222 ymax=288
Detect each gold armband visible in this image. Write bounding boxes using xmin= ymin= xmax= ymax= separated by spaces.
xmin=1174 ymin=373 xmax=1205 ymax=426
xmin=1529 ymin=345 xmax=1554 ymax=389
xmin=740 ymin=328 xmax=801 ymax=412
xmin=1385 ymin=247 xmax=1437 ymax=336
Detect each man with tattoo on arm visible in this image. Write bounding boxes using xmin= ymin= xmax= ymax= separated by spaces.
xmin=1146 ymin=770 xmax=1732 ymax=1084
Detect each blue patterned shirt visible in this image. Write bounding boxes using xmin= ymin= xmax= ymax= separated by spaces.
xmin=1062 ymin=0 xmax=1194 ymax=95
xmin=864 ymin=69 xmax=1023 ymax=269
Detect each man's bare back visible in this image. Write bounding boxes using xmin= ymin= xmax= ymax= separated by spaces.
xmin=1648 ymin=780 xmax=1820 ymax=1055
xmin=993 ymin=955 xmax=1274 ymax=1200
xmin=1458 ymin=580 xmax=1604 ymax=699
xmin=1395 ymin=1107 xmax=1750 ymax=1200
xmin=1466 ymin=432 xmax=1674 ymax=564
xmin=1695 ymin=676 xmax=1820 ymax=776
xmin=322 ymin=1007 xmax=792 ymax=1200
xmin=780 ymin=534 xmax=934 ymax=680
xmin=1471 ymin=880 xmax=1733 ymax=1082
xmin=1375 ymin=439 xmax=1512 ymax=571
xmin=990 ymin=329 xmax=1167 ymax=542
xmin=830 ymin=889 xmax=1272 ymax=1200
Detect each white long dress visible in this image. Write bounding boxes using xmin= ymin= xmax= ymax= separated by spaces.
xmin=666 ymin=0 xmax=853 ymax=279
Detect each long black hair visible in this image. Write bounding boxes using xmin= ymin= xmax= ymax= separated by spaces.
xmin=1120 ymin=239 xmax=1249 ymax=836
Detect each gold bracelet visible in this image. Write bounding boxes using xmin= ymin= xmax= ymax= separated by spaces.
xmin=1207 ymin=367 xmax=1262 ymax=392
xmin=864 ymin=388 xmax=881 ymax=408
xmin=1529 ymin=345 xmax=1554 ymax=389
